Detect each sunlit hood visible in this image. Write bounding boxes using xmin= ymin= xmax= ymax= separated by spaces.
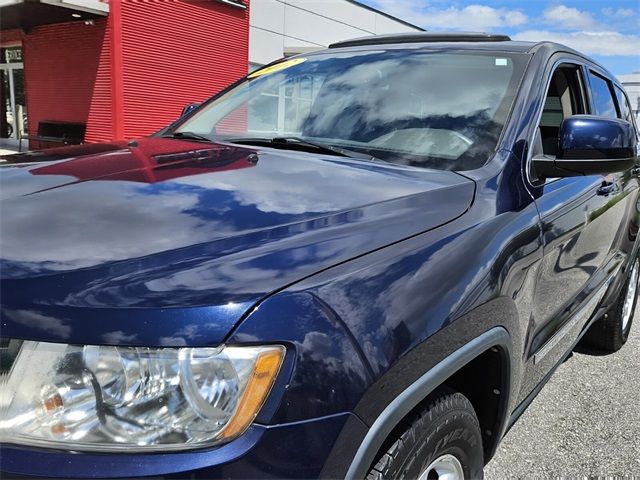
xmin=0 ymin=138 xmax=475 ymax=346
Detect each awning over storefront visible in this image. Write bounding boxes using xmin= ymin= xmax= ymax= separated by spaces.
xmin=0 ymin=0 xmax=108 ymax=31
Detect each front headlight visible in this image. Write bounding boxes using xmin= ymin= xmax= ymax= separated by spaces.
xmin=0 ymin=339 xmax=284 ymax=451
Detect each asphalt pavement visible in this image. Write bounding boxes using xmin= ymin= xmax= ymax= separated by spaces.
xmin=486 ymin=308 xmax=640 ymax=477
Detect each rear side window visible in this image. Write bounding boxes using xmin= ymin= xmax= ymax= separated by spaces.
xmin=588 ymin=71 xmax=617 ymax=118
xmin=614 ymin=86 xmax=634 ymax=123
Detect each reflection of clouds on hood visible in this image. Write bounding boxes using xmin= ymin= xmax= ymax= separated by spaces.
xmin=157 ymin=322 xmax=221 ymax=346
xmin=1 ymin=152 xmax=431 ymax=276
xmin=102 ymin=330 xmax=138 ymax=344
xmin=174 ymin=155 xmax=427 ymax=215
xmin=5 ymin=309 xmax=72 ymax=338
xmin=144 ymin=237 xmax=349 ymax=294
xmin=1 ymin=181 xmax=225 ymax=271
xmin=146 ymin=263 xmax=282 ymax=293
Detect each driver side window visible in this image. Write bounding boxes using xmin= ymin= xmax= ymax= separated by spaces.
xmin=535 ymin=65 xmax=586 ymax=158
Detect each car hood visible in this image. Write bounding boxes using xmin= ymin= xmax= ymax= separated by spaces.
xmin=0 ymin=138 xmax=475 ymax=346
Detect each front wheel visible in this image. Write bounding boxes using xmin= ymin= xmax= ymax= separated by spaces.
xmin=366 ymin=391 xmax=484 ymax=480
xmin=582 ymin=257 xmax=639 ymax=353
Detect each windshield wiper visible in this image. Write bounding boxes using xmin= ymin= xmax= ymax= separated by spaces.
xmin=224 ymin=136 xmax=378 ymax=162
xmin=163 ymin=131 xmax=213 ymax=142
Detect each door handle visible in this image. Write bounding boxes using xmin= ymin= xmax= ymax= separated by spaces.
xmin=631 ymin=166 xmax=640 ymax=177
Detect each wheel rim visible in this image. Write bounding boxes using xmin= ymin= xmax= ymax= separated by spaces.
xmin=622 ymin=259 xmax=639 ymax=332
xmin=419 ymin=454 xmax=464 ymax=480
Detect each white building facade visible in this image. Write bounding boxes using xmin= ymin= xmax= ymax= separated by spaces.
xmin=249 ymin=0 xmax=422 ymax=70
xmin=619 ymin=73 xmax=640 ymax=120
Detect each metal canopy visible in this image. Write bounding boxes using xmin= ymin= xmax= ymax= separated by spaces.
xmin=1 ymin=0 xmax=108 ymax=31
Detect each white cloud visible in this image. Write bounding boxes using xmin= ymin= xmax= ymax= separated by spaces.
xmin=369 ymin=1 xmax=527 ymax=30
xmin=512 ymin=30 xmax=640 ymax=56
xmin=603 ymin=7 xmax=636 ymax=18
xmin=617 ymin=8 xmax=635 ymax=18
xmin=420 ymin=5 xmax=527 ymax=30
xmin=543 ymin=5 xmax=595 ymax=29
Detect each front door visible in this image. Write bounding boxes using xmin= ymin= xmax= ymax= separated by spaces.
xmin=519 ymin=61 xmax=632 ymax=403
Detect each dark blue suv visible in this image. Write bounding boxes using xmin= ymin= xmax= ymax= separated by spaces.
xmin=1 ymin=32 xmax=639 ymax=479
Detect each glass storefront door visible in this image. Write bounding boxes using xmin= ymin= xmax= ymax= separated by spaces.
xmin=1 ymin=46 xmax=26 ymax=145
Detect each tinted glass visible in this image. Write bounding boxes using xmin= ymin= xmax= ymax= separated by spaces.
xmin=615 ymin=86 xmax=633 ymax=123
xmin=175 ymin=50 xmax=529 ymax=171
xmin=589 ymin=71 xmax=617 ymax=118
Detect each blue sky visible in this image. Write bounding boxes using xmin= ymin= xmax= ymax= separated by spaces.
xmin=360 ymin=0 xmax=639 ymax=75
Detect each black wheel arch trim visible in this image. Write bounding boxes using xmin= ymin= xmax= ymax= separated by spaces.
xmin=344 ymin=326 xmax=512 ymax=480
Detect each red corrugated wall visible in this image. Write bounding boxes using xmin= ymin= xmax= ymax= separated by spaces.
xmin=1 ymin=29 xmax=24 ymax=43
xmin=119 ymin=0 xmax=250 ymax=139
xmin=85 ymin=19 xmax=114 ymax=143
xmin=20 ymin=0 xmax=248 ymax=145
xmin=23 ymin=20 xmax=112 ymax=143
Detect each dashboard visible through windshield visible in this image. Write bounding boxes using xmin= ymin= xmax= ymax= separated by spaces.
xmin=173 ymin=49 xmax=529 ymax=171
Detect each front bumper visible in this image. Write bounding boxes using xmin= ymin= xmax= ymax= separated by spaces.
xmin=1 ymin=413 xmax=363 ymax=479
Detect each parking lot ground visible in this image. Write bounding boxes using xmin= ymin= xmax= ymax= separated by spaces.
xmin=486 ymin=308 xmax=640 ymax=478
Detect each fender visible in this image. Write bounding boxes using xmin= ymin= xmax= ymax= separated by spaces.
xmin=343 ymin=327 xmax=512 ymax=480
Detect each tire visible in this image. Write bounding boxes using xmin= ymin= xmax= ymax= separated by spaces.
xmin=581 ymin=257 xmax=639 ymax=353
xmin=366 ymin=391 xmax=484 ymax=480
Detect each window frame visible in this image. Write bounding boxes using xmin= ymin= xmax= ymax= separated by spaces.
xmin=585 ymin=69 xmax=619 ymax=119
xmin=614 ymin=84 xmax=640 ymax=145
xmin=614 ymin=84 xmax=637 ymax=126
xmin=584 ymin=64 xmax=639 ymax=142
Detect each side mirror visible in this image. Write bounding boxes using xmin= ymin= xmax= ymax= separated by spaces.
xmin=181 ymin=102 xmax=201 ymax=117
xmin=532 ymin=115 xmax=637 ymax=178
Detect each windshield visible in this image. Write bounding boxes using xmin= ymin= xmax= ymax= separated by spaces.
xmin=174 ymin=49 xmax=529 ymax=171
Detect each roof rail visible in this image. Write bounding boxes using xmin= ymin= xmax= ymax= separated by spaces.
xmin=329 ymin=32 xmax=511 ymax=49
